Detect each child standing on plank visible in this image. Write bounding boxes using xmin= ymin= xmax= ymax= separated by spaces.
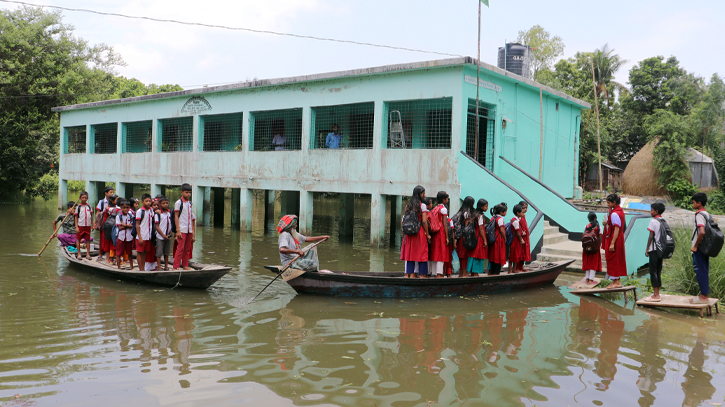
xmin=644 ymin=203 xmax=666 ymax=301
xmin=54 ymin=201 xmax=77 ymax=247
xmin=453 ymin=196 xmax=475 ymax=277
xmin=583 ymin=212 xmax=602 ymax=284
xmin=518 ymin=201 xmax=532 ymax=266
xmin=115 ymin=200 xmax=136 ymax=270
xmin=75 ymin=191 xmax=94 ymax=260
xmin=174 ymin=184 xmax=196 ymax=271
xmin=509 ymin=204 xmax=526 ymax=274
xmin=135 ymin=194 xmax=155 ymax=271
xmin=154 ymin=196 xmax=173 ymax=271
xmin=429 ymin=191 xmax=451 ymax=279
xmin=690 ymin=193 xmax=711 ymax=304
xmin=488 ymin=203 xmax=508 ymax=275
xmin=401 ymin=185 xmax=430 ymax=278
xmin=468 ymin=199 xmax=489 ymax=276
xmin=603 ymin=194 xmax=628 ymax=288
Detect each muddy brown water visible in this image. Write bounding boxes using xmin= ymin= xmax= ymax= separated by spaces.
xmin=1 ymin=197 xmax=724 ymax=406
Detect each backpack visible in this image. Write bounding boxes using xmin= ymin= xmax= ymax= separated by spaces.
xmin=103 ymin=214 xmax=115 ymax=241
xmin=94 ymin=200 xmax=106 ymax=230
xmin=504 ymin=222 xmax=514 ymax=246
xmin=696 ymin=212 xmax=724 ymax=257
xmin=485 ymin=216 xmax=498 ymax=244
xmin=402 ymin=211 xmax=421 ymax=235
xmin=137 ymin=209 xmax=158 ymax=245
xmin=429 ymin=206 xmax=443 ymax=234
xmin=111 ymin=224 xmax=119 ymax=247
xmin=462 ymin=222 xmax=478 ymax=250
xmin=582 ymin=226 xmax=600 ymax=254
xmin=452 ymin=212 xmax=464 ymax=239
xmin=654 ymin=218 xmax=675 ymax=259
xmin=171 ymin=200 xmax=190 ymax=234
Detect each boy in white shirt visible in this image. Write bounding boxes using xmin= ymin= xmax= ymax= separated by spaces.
xmin=644 ymin=203 xmax=666 ymax=301
xmin=173 ymin=184 xmax=196 ymax=270
xmin=115 ymin=200 xmax=136 ymax=270
xmin=154 ymin=196 xmax=173 ymax=271
xmin=135 ymin=194 xmax=155 ymax=271
xmin=74 ymin=191 xmax=94 ymax=260
xmin=690 ymin=193 xmax=711 ymax=304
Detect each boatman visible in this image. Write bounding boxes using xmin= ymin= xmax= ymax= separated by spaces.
xmin=277 ymin=215 xmax=329 ymax=272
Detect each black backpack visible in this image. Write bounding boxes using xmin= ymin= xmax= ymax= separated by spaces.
xmin=697 ymin=212 xmax=724 ymax=257
xmin=103 ymin=212 xmax=116 ymax=241
xmin=485 ymin=216 xmax=498 ymax=244
xmin=402 ymin=211 xmax=421 ymax=236
xmin=171 ymin=200 xmax=190 ymax=234
xmin=462 ymin=222 xmax=478 ymax=250
xmin=451 ymin=212 xmax=464 ymax=239
xmin=654 ymin=218 xmax=675 ymax=259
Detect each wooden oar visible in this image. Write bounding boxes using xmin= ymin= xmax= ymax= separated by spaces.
xmin=38 ymin=201 xmax=79 ymax=257
xmin=250 ymin=238 xmax=328 ymax=302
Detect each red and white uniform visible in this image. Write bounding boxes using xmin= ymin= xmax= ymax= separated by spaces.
xmin=428 ymin=204 xmax=450 ymax=263
xmin=135 ymin=207 xmax=155 ymax=253
xmin=582 ymin=223 xmax=602 ymax=272
xmin=509 ymin=216 xmax=526 ymax=263
xmin=520 ymin=215 xmax=531 ymax=262
xmin=488 ymin=215 xmax=507 ymax=265
xmin=468 ymin=214 xmax=488 ymax=260
xmin=400 ymin=203 xmax=429 ymax=262
xmin=75 ymin=204 xmax=94 ymax=227
xmin=155 ymin=210 xmax=172 ymax=240
xmin=603 ymin=206 xmax=628 ymax=277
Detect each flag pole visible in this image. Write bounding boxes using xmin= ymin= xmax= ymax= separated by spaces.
xmin=474 ymin=0 xmax=481 ymax=163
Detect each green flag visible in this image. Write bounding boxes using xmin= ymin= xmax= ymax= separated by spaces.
xmin=480 ymin=0 xmax=489 ymax=6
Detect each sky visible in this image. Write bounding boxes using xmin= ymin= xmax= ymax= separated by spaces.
xmin=3 ymin=0 xmax=724 ymax=90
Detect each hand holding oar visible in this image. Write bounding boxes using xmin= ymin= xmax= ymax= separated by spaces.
xmin=38 ymin=200 xmax=78 ymax=257
xmin=251 ymin=237 xmax=328 ymax=302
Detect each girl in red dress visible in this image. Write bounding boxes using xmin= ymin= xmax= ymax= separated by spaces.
xmin=518 ymin=201 xmax=532 ymax=264
xmin=467 ymin=199 xmax=489 ymax=275
xmin=444 ymin=217 xmax=455 ymax=277
xmin=401 ymin=186 xmax=430 ymax=278
xmin=603 ymin=194 xmax=628 ymax=288
xmin=508 ymin=204 xmax=526 ymax=274
xmin=488 ymin=203 xmax=508 ymax=275
xmin=429 ymin=191 xmax=451 ymax=278
xmin=582 ymin=212 xmax=602 ymax=284
xmin=100 ymin=195 xmax=120 ymax=263
xmin=452 ymin=196 xmax=475 ymax=277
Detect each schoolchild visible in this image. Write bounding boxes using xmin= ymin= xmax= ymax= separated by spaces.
xmin=135 ymin=194 xmax=155 ymax=271
xmin=95 ymin=186 xmax=115 ymax=229
xmin=603 ymin=194 xmax=628 ymax=288
xmin=74 ymin=191 xmax=94 ymax=260
xmin=115 ymin=200 xmax=136 ymax=270
xmin=429 ymin=191 xmax=451 ymax=278
xmin=453 ymin=196 xmax=475 ymax=277
xmin=690 ymin=193 xmax=711 ymax=304
xmin=488 ymin=203 xmax=508 ymax=275
xmin=644 ymin=203 xmax=666 ymax=301
xmin=103 ymin=194 xmax=121 ymax=263
xmin=173 ymin=184 xmax=196 ymax=271
xmin=509 ymin=204 xmax=526 ymax=274
xmin=129 ymin=198 xmax=139 ymax=217
xmin=518 ymin=201 xmax=532 ymax=264
xmin=154 ymin=196 xmax=173 ymax=271
xmin=144 ymin=199 xmax=160 ymax=271
xmin=401 ymin=186 xmax=430 ymax=278
xmin=54 ymin=201 xmax=77 ymax=247
xmin=582 ymin=212 xmax=602 ymax=284
xmin=467 ymin=199 xmax=489 ymax=275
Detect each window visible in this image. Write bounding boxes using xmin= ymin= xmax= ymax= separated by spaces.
xmin=311 ymin=102 xmax=375 ymax=149
xmin=384 ymin=98 xmax=452 ymax=149
xmin=159 ymin=117 xmax=193 ymax=152
xmin=64 ymin=126 xmax=86 ymax=154
xmin=249 ymin=108 xmax=302 ymax=151
xmin=123 ymin=121 xmax=152 ymax=153
xmin=201 ymin=113 xmax=243 ymax=152
xmin=92 ymin=123 xmax=117 ymax=154
xmin=465 ymin=99 xmax=495 ymax=169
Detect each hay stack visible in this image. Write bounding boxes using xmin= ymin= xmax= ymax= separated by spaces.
xmin=622 ymin=138 xmax=668 ymax=196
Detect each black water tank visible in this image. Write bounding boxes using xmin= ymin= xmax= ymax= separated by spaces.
xmin=497 ymin=43 xmax=531 ymax=78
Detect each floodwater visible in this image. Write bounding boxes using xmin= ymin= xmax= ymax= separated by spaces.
xmin=1 ymin=196 xmax=724 ymax=407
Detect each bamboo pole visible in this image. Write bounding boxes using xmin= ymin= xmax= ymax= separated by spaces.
xmin=38 ymin=200 xmax=78 ymax=257
xmin=590 ymin=57 xmax=603 ymax=200
xmin=539 ymin=88 xmax=544 ymax=180
xmin=474 ymin=0 xmax=481 ymax=163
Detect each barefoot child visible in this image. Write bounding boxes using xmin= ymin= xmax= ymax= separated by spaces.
xmin=690 ymin=193 xmax=711 ymax=304
xmin=115 ymin=200 xmax=136 ymax=270
xmin=509 ymin=204 xmax=526 ymax=274
xmin=488 ymin=203 xmax=507 ymax=275
xmin=518 ymin=201 xmax=531 ymax=267
xmin=135 ymin=194 xmax=155 ymax=271
xmin=583 ymin=212 xmax=602 ymax=284
xmin=173 ymin=184 xmax=196 ymax=271
xmin=603 ymin=194 xmax=627 ymax=288
xmin=644 ymin=203 xmax=666 ymax=301
xmin=74 ymin=191 xmax=94 ymax=260
xmin=154 ymin=196 xmax=172 ymax=271
xmin=401 ymin=186 xmax=430 ymax=278
xmin=428 ymin=191 xmax=451 ymax=278
xmin=467 ymin=199 xmax=489 ymax=276
xmin=453 ymin=196 xmax=475 ymax=277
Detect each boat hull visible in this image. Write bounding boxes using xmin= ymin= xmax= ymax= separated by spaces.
xmin=274 ymin=260 xmax=573 ymax=298
xmin=60 ymin=248 xmax=231 ymax=289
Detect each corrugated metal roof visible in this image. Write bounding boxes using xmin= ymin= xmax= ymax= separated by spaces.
xmin=686 ymin=148 xmax=714 ymax=164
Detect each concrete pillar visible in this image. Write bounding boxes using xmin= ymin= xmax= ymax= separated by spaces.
xmin=339 ymin=193 xmax=355 ymax=237
xmin=203 ymin=186 xmax=211 ymax=226
xmin=240 ymin=188 xmax=254 ymax=232
xmin=370 ymin=193 xmax=386 ymax=247
xmin=280 ymin=190 xmax=299 ymax=217
xmin=389 ymin=195 xmax=402 ymax=244
xmin=265 ymin=190 xmax=275 ymax=226
xmin=192 ymin=185 xmax=205 ymax=225
xmin=117 ymin=122 xmax=124 ymax=154
xmin=116 ymin=182 xmax=128 ymax=200
xmin=151 ymin=183 xmax=161 ymax=198
xmin=449 ymin=190 xmax=460 ymax=216
xmin=231 ymin=188 xmax=240 ymax=227
xmin=212 ymin=187 xmax=224 ymax=227
xmin=86 ymin=181 xmax=98 ymax=208
xmin=59 ymin=179 xmax=68 ymax=209
xmin=299 ymin=190 xmax=313 ymax=235
xmin=95 ymin=181 xmax=105 ymax=205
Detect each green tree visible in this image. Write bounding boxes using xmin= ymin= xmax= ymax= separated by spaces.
xmin=589 ymin=44 xmax=628 ymax=105
xmin=516 ymin=25 xmax=565 ymax=80
xmin=111 ymin=76 xmax=183 ymax=99
xmin=644 ymin=110 xmax=692 ymax=192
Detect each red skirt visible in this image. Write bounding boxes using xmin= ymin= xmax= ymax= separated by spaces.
xmin=582 ymin=250 xmax=602 ymax=272
xmin=429 ymin=229 xmax=450 ymax=262
xmin=509 ymin=240 xmax=526 ymax=263
xmin=401 ymin=228 xmax=428 ymax=262
xmin=455 ymin=239 xmax=468 ymax=259
xmin=520 ymin=218 xmax=532 ymax=262
xmin=468 ymin=226 xmax=488 ymax=259
xmin=604 ymin=233 xmax=627 ymax=277
xmin=488 ymin=234 xmax=507 ymax=265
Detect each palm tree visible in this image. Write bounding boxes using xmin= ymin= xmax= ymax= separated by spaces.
xmin=589 ymin=44 xmax=629 ymax=105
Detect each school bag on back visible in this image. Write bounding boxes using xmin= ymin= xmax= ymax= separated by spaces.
xmin=428 ymin=206 xmax=443 ymax=233
xmin=698 ymin=213 xmax=724 ymax=257
xmin=582 ymin=226 xmax=600 ymax=254
xmin=103 ymin=215 xmax=115 ymax=241
xmin=654 ymin=218 xmax=675 ymax=259
xmin=401 ymin=211 xmax=421 ymax=236
xmin=452 ymin=212 xmax=464 ymax=239
xmin=462 ymin=222 xmax=478 ymax=250
xmin=504 ymin=222 xmax=514 ymax=246
xmin=485 ymin=216 xmax=498 ymax=244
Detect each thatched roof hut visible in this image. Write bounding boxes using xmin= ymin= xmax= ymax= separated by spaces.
xmin=622 ymin=138 xmax=669 ymax=196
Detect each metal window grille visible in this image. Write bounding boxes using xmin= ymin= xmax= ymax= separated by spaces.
xmin=250 ymin=108 xmax=302 ymax=151
xmin=123 ymin=120 xmax=152 ymax=153
xmin=159 ymin=117 xmax=193 ymax=152
xmin=65 ymin=126 xmax=86 ymax=154
xmin=311 ymin=102 xmax=375 ymax=149
xmin=201 ymin=113 xmax=243 ymax=152
xmin=384 ymin=98 xmax=452 ymax=149
xmin=92 ymin=123 xmax=117 ymax=154
xmin=465 ymin=99 xmax=495 ymax=169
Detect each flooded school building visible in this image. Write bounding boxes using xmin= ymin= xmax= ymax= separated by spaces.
xmin=54 ymin=57 xmax=650 ymax=271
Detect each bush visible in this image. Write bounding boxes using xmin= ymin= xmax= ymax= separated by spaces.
xmin=25 ymin=172 xmax=59 ymax=201
xmin=68 ymin=180 xmax=86 ymax=191
xmin=668 ymin=178 xmax=697 ymax=209
xmin=661 ymin=228 xmax=725 ymax=299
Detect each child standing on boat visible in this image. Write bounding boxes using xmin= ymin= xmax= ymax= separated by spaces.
xmin=452 ymin=196 xmax=475 ymax=277
xmin=155 ymin=196 xmax=173 ymax=271
xmin=115 ymin=200 xmax=136 ymax=270
xmin=509 ymin=204 xmax=526 ymax=274
xmin=467 ymin=199 xmax=489 ymax=276
xmin=136 ymin=194 xmax=155 ymax=271
xmin=100 ymin=194 xmax=120 ymax=263
xmin=488 ymin=203 xmax=507 ymax=275
xmin=603 ymin=194 xmax=627 ymax=288
xmin=428 ymin=191 xmax=451 ymax=278
xmin=582 ymin=212 xmax=602 ymax=284
xmin=401 ymin=186 xmax=430 ymax=278
xmin=174 ymin=184 xmax=195 ymax=271
xmin=518 ymin=201 xmax=531 ymax=266
xmin=74 ymin=191 xmax=94 ymax=260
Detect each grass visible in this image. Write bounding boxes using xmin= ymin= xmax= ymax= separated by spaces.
xmin=659 ymin=228 xmax=725 ymax=299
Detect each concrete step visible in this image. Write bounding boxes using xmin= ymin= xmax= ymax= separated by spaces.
xmin=543 ymin=226 xmax=563 ymax=236
xmin=543 ymin=234 xmax=570 ymax=245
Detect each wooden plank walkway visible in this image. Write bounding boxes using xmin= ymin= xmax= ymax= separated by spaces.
xmin=568 ymin=277 xmax=601 ymax=290
xmin=636 ymin=295 xmax=720 ymax=318
xmin=570 ymin=285 xmax=638 ymax=303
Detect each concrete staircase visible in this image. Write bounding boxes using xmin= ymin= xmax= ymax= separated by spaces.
xmin=536 ymin=220 xmax=606 ymax=272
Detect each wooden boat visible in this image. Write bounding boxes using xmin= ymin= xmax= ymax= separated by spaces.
xmin=60 ymin=247 xmax=232 ymax=289
xmin=264 ymin=260 xmax=574 ymax=298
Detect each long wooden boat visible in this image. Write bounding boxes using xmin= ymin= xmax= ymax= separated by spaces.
xmin=265 ymin=260 xmax=574 ymax=298
xmin=60 ymin=247 xmax=232 ymax=289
